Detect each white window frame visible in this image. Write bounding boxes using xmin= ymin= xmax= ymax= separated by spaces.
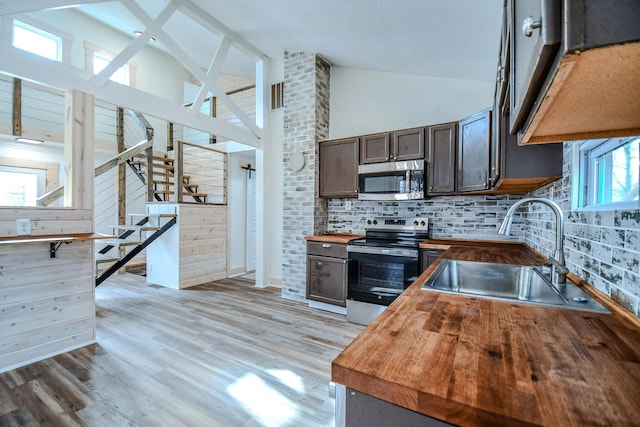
xmin=572 ymin=136 xmax=640 ymax=211
xmin=6 ymin=17 xmax=72 ymax=64
xmin=84 ymin=42 xmax=137 ymax=87
xmin=0 ymin=165 xmax=47 ymax=207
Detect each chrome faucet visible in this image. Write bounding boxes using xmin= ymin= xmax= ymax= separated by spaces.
xmin=498 ymin=197 xmax=568 ymax=286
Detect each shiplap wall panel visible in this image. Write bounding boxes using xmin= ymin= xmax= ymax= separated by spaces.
xmin=0 ymin=240 xmax=95 ymax=372
xmin=146 ymin=203 xmax=226 ymax=288
xmin=0 ymin=208 xmax=92 ymax=237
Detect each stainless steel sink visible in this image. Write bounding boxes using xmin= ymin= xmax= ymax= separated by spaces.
xmin=422 ymin=259 xmax=609 ymax=313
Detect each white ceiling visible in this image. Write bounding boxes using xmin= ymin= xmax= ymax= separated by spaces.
xmin=77 ymin=0 xmax=503 ymax=83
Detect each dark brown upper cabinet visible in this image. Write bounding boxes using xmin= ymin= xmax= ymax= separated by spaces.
xmin=457 ymin=109 xmax=491 ymax=193
xmin=360 ymin=127 xmax=425 ymax=164
xmin=319 ymin=137 xmax=359 ymax=198
xmin=426 ymin=122 xmax=457 ymax=195
xmin=359 ymin=133 xmax=390 ymax=164
xmin=508 ymin=0 xmax=640 ymax=144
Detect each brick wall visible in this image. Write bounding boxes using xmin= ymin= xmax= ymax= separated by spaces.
xmin=281 ymin=52 xmax=330 ymax=301
xmin=526 ymin=143 xmax=640 ymax=317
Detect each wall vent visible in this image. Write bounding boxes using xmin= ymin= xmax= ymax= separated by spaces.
xmin=271 ymin=82 xmax=284 ymax=110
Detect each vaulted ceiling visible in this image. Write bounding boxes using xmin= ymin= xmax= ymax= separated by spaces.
xmin=77 ymin=0 xmax=503 ymax=82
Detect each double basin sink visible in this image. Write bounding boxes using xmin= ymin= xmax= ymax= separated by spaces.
xmin=422 ymin=259 xmax=609 ymax=314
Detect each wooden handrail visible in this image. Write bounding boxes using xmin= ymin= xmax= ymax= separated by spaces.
xmin=37 ymin=139 xmax=153 ymax=206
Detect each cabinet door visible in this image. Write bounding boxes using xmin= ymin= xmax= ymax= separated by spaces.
xmin=426 ymin=123 xmax=457 ymax=195
xmin=360 ymin=133 xmax=390 ymax=164
xmin=420 ymin=249 xmax=444 ymax=273
xmin=509 ymin=0 xmax=561 ymax=134
xmin=319 ymin=138 xmax=359 ymax=198
xmin=458 ymin=109 xmax=491 ymax=193
xmin=306 ymin=255 xmax=347 ymax=306
xmin=392 ymin=127 xmax=425 ymax=161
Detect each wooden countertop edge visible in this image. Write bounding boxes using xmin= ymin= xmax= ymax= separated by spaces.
xmin=331 ymin=364 xmax=540 ymax=427
xmin=305 ymin=233 xmax=364 ymax=244
xmin=332 ymin=239 xmax=640 ymax=425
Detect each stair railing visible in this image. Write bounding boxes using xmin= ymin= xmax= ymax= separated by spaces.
xmin=36 ymin=139 xmax=154 ymax=206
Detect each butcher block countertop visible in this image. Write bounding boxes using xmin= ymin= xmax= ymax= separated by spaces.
xmin=332 ymin=239 xmax=640 ymax=426
xmin=305 ymin=233 xmax=364 ymax=244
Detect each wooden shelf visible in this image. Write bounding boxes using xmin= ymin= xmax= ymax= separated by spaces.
xmin=0 ymin=233 xmax=114 ymax=258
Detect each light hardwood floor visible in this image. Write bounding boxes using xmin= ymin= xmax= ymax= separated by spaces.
xmin=0 ymin=273 xmax=364 ymax=426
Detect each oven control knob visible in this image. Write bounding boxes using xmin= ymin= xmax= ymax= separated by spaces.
xmin=373 ymin=220 xmax=378 ymax=225
xmin=420 ymin=221 xmax=426 ymax=226
xmin=367 ymin=219 xmax=372 ymax=225
xmin=414 ymin=220 xmax=419 ymax=226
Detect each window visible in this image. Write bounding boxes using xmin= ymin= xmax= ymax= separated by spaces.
xmin=12 ymin=20 xmax=62 ymax=61
xmin=85 ymin=42 xmax=136 ymax=87
xmin=93 ymin=51 xmax=130 ymax=86
xmin=0 ymin=166 xmax=46 ymax=206
xmin=574 ymin=136 xmax=639 ymax=210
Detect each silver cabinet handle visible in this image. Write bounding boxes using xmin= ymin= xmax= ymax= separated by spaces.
xmin=522 ymin=16 xmax=542 ymax=37
xmin=322 ymin=243 xmax=331 ymax=248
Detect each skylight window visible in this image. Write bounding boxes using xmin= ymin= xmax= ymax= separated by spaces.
xmin=12 ymin=20 xmax=62 ymax=61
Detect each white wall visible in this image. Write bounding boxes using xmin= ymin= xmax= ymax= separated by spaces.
xmin=329 ymin=67 xmax=494 ymax=139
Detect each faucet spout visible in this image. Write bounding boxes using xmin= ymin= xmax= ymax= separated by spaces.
xmin=498 ymin=197 xmax=566 ymax=284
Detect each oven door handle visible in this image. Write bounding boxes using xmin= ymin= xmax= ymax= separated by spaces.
xmin=346 ymin=246 xmax=417 ymax=258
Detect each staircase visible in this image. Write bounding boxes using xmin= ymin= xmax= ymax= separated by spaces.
xmin=95 ymin=213 xmax=177 ymax=286
xmin=129 ymin=154 xmax=209 ymax=203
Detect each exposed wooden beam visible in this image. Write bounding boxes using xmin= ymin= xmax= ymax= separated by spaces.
xmin=12 ymin=78 xmax=21 ymax=136
xmin=190 ymin=36 xmax=231 ymax=114
xmin=122 ymin=0 xmax=263 ymax=138
xmin=93 ymin=0 xmax=178 ymax=86
xmin=172 ymin=0 xmax=265 ymax=60
xmin=0 ymin=44 xmax=261 ymax=148
xmin=117 ymin=107 xmax=126 ymax=226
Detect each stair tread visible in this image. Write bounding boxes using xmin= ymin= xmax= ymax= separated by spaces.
xmin=96 ymin=254 xmax=121 ymax=263
xmin=102 ymin=240 xmax=141 ymax=246
xmin=128 ymin=213 xmax=177 ymax=218
xmin=154 ymin=191 xmax=208 ymax=197
xmin=151 ymin=172 xmax=190 ymax=179
xmin=111 ymin=225 xmax=160 ymax=231
xmin=152 ymin=181 xmax=198 ymax=188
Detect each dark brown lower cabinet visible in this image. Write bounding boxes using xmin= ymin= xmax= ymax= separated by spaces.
xmin=346 ymin=388 xmax=454 ymax=427
xmin=420 ymin=249 xmax=445 ymax=273
xmin=306 ymin=242 xmax=348 ymax=306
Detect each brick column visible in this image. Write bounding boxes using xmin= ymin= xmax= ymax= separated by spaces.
xmin=281 ymin=52 xmax=330 ymax=301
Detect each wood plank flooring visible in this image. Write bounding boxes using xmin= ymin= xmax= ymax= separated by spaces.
xmin=0 ymin=273 xmax=364 ymax=426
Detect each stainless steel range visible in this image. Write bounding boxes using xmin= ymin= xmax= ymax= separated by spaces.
xmin=346 ymin=216 xmax=429 ymax=325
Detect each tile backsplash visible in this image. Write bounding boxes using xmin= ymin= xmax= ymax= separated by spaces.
xmin=527 ymin=143 xmax=640 ymax=317
xmin=327 ymin=195 xmax=526 ymax=240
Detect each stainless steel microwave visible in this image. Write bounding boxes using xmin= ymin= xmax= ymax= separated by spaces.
xmin=358 ymin=160 xmax=424 ymax=200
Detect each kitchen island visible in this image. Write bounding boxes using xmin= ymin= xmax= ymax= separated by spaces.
xmin=332 ymin=239 xmax=640 ymax=426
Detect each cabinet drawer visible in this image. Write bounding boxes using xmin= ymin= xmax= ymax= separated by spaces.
xmin=307 ymin=241 xmax=347 ymax=258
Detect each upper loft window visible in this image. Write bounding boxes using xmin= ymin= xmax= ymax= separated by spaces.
xmin=574 ymin=136 xmax=639 ymax=210
xmin=12 ymin=20 xmax=62 ymax=61
xmin=85 ymin=42 xmax=136 ymax=87
xmin=93 ymin=51 xmax=130 ymax=86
